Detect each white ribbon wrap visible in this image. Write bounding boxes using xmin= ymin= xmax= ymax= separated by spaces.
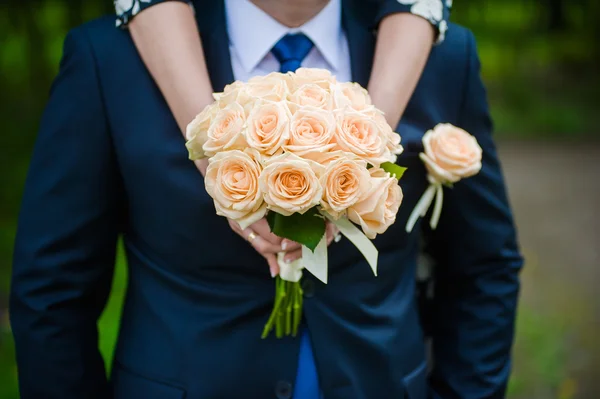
xmin=277 ymin=234 xmax=329 ymax=284
xmin=325 ymin=214 xmax=379 ymax=278
xmin=276 ymin=215 xmax=379 ymax=284
xmin=405 ymin=182 xmax=444 ymax=233
xmin=301 ymin=235 xmax=329 ymax=284
xmin=277 ymin=252 xmax=303 ymax=283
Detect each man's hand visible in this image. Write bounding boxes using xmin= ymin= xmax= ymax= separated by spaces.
xmin=228 ymin=217 xmax=340 ymax=277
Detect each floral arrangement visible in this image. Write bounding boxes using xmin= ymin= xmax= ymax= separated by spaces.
xmin=186 ymin=68 xmax=406 ymax=338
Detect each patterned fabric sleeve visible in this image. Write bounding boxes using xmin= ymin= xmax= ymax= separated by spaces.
xmin=375 ymin=0 xmax=452 ymax=44
xmin=115 ymin=0 xmax=192 ymax=28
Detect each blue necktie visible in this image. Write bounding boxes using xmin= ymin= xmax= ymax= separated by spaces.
xmin=271 ymin=33 xmax=314 ymax=73
xmin=272 ymin=33 xmax=321 ymax=399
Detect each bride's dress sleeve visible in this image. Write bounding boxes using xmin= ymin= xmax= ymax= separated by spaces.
xmin=372 ymin=0 xmax=452 ymax=44
xmin=114 ymin=0 xmax=193 ymax=28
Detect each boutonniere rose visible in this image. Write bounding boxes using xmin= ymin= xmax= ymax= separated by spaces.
xmin=406 ymin=123 xmax=482 ymax=232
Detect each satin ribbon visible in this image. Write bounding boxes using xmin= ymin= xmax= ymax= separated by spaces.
xmin=405 ymin=181 xmax=444 ymax=233
xmin=325 ymin=215 xmax=378 ymax=278
xmin=276 ymin=216 xmax=379 ymax=285
xmin=277 ymin=252 xmax=304 ymax=283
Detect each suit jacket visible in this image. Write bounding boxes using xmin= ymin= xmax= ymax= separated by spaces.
xmin=10 ymin=1 xmax=523 ymax=398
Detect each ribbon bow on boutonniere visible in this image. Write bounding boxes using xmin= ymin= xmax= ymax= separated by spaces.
xmin=406 ymin=123 xmax=483 ymax=233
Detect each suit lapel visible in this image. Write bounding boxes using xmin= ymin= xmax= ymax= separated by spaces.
xmin=195 ymin=0 xmax=235 ymax=92
xmin=342 ymin=1 xmax=376 ymax=88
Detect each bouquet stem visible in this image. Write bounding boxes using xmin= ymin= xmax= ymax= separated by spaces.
xmin=262 ymin=276 xmax=303 ymax=339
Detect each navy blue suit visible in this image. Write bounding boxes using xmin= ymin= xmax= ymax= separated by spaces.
xmin=10 ymin=1 xmax=523 ymax=398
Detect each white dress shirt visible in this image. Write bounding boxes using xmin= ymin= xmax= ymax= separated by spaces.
xmin=224 ymin=0 xmax=351 ymax=83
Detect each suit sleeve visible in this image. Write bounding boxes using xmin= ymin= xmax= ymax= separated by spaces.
xmin=9 ymin=28 xmax=123 ymax=399
xmin=424 ymin=31 xmax=524 ymax=399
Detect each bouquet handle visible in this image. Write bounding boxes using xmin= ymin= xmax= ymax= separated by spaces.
xmin=262 ymin=277 xmax=303 ymax=339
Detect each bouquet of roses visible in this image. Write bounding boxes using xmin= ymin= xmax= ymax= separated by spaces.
xmin=186 ymin=68 xmax=406 ymax=338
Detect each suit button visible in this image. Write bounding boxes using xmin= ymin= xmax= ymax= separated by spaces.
xmin=301 ymin=279 xmax=315 ymax=298
xmin=275 ymin=380 xmax=293 ymax=399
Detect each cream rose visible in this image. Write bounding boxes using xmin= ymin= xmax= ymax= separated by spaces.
xmin=332 ymin=81 xmax=372 ymax=111
xmin=245 ymin=100 xmax=291 ymax=156
xmin=246 ymin=72 xmax=291 ymax=102
xmin=320 ymin=157 xmax=371 ymax=219
xmin=202 ymin=102 xmax=248 ymax=157
xmin=302 ymin=150 xmax=358 ymax=166
xmin=285 ymin=106 xmax=336 ymax=156
xmin=213 ymin=81 xmax=254 ymax=111
xmin=420 ymin=123 xmax=482 ymax=184
xmin=214 ymin=80 xmax=243 ymax=100
xmin=290 ymin=67 xmax=336 ymax=91
xmin=259 ymin=153 xmax=325 ymax=216
xmin=185 ymin=103 xmax=220 ymax=160
xmin=369 ymin=109 xmax=404 ymax=160
xmin=334 ymin=109 xmax=390 ymax=166
xmin=204 ymin=149 xmax=267 ymax=229
xmin=289 ymin=83 xmax=333 ymax=110
xmin=348 ymin=168 xmax=403 ymax=239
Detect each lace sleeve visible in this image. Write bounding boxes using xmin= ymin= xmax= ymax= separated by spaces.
xmin=375 ymin=0 xmax=452 ymax=44
xmin=115 ymin=0 xmax=192 ymax=28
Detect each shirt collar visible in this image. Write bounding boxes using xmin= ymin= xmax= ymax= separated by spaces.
xmin=225 ymin=0 xmax=343 ymax=74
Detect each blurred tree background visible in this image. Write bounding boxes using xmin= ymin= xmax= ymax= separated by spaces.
xmin=0 ymin=1 xmax=598 ymax=398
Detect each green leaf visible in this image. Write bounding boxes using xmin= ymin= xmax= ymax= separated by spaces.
xmin=266 ymin=208 xmax=326 ymax=252
xmin=380 ymin=162 xmax=407 ymax=180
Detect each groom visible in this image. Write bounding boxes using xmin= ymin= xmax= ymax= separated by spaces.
xmin=10 ymin=0 xmax=523 ymax=398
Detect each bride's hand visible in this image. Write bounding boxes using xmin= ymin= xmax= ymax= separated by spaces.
xmin=279 ymin=222 xmax=340 ymax=265
xmin=228 ymin=218 xmax=339 ymax=277
xmin=227 ymin=217 xmax=283 ymax=277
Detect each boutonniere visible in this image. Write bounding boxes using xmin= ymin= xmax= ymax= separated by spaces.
xmin=406 ymin=123 xmax=483 ymax=233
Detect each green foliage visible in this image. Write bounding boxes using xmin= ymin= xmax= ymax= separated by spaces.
xmin=267 ymin=208 xmax=326 ymax=252
xmin=451 ymin=0 xmax=599 ymax=138
xmin=380 ymin=162 xmax=407 ymax=180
